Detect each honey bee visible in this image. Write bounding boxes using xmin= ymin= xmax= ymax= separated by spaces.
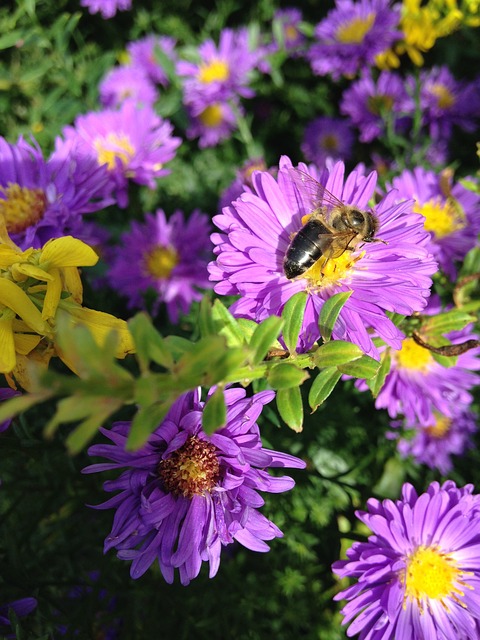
xmin=283 ymin=168 xmax=380 ymax=280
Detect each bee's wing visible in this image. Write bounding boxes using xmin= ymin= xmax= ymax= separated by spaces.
xmin=318 ymin=230 xmax=358 ymax=259
xmin=287 ymin=168 xmax=345 ymax=222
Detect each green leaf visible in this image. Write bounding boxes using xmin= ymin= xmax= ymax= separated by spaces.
xmin=308 ymin=367 xmax=342 ymax=412
xmin=337 ymin=355 xmax=380 ymax=379
xmin=128 ymin=312 xmax=173 ymax=371
xmin=281 ymin=291 xmax=308 ymax=354
xmin=276 ymin=387 xmax=303 ymax=432
xmin=127 ymin=399 xmax=176 ymax=450
xmin=268 ymin=363 xmax=309 ymax=390
xmin=249 ymin=316 xmax=284 ymax=365
xmin=421 ymin=310 xmax=475 ymax=335
xmin=198 ymin=295 xmax=216 ymax=338
xmin=202 ymin=387 xmax=227 ymax=435
xmin=313 ymin=340 xmax=363 ymax=368
xmin=318 ymin=291 xmax=353 ymax=342
xmin=0 ymin=391 xmax=51 ymax=425
xmin=366 ymin=352 xmax=391 ymax=397
xmin=211 ymin=299 xmax=245 ymax=347
xmin=64 ymin=397 xmax=123 ymax=455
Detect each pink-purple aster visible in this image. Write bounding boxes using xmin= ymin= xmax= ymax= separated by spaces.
xmin=99 ymin=65 xmax=158 ymax=109
xmin=79 ymin=0 xmax=131 ymax=19
xmin=301 ymin=116 xmax=355 ymax=166
xmin=185 ymin=99 xmax=238 ymax=149
xmin=57 ymin=100 xmax=181 ymax=208
xmin=105 ymin=208 xmax=212 ymax=322
xmin=0 ymin=135 xmax=113 ymax=249
xmin=82 ymin=387 xmax=305 ymax=585
xmin=340 ymin=70 xmax=414 ymax=143
xmin=209 ymin=156 xmax=437 ymax=358
xmin=390 ymin=166 xmax=480 ymax=279
xmin=332 ymin=480 xmax=480 ymax=639
xmin=271 ymin=8 xmax=306 ymax=55
xmin=126 ymin=35 xmax=177 ymax=86
xmin=307 ymin=0 xmax=401 ymax=80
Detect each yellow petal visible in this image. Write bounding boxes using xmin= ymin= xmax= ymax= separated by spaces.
xmin=10 ymin=349 xmax=53 ymax=392
xmin=62 ymin=266 xmax=84 ymax=303
xmin=0 ymin=246 xmax=22 ymax=268
xmin=13 ymin=332 xmax=42 ymax=355
xmin=0 ymin=317 xmax=16 ymax=372
xmin=0 ymin=214 xmax=21 ymax=249
xmin=13 ymin=263 xmax=54 ymax=281
xmin=40 ymin=236 xmax=99 ymax=268
xmin=0 ymin=279 xmax=50 ymax=335
xmin=42 ymin=267 xmax=62 ymax=320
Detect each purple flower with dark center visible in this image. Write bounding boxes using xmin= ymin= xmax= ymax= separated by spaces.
xmin=177 ymin=28 xmax=258 ymax=104
xmin=185 ymin=99 xmax=238 ymax=149
xmin=80 ymin=0 xmax=131 ymax=19
xmin=58 ymin=100 xmax=181 ymax=208
xmin=394 ymin=408 xmax=478 ymax=475
xmin=332 ymin=480 xmax=480 ymax=639
xmin=0 ymin=598 xmax=37 ymax=638
xmin=0 ymin=136 xmax=113 ymax=249
xmin=106 ymin=208 xmax=212 ymax=323
xmin=413 ymin=66 xmax=480 ymax=140
xmin=307 ymin=0 xmax=401 ymax=80
xmin=126 ymin=35 xmax=177 ymax=86
xmin=99 ymin=65 xmax=158 ymax=108
xmin=83 ymin=388 xmax=305 ymax=585
xmin=209 ymin=156 xmax=437 ymax=358
xmin=340 ymin=70 xmax=414 ymax=142
xmin=0 ymin=388 xmax=21 ymax=433
xmin=390 ymin=166 xmax=480 ymax=279
xmin=301 ymin=116 xmax=355 ymax=166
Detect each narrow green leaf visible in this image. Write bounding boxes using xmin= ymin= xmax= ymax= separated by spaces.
xmin=313 ymin=340 xmax=363 ymax=368
xmin=249 ymin=316 xmax=284 ymax=365
xmin=421 ymin=310 xmax=475 ymax=335
xmin=337 ymin=355 xmax=380 ymax=379
xmin=128 ymin=312 xmax=174 ymax=371
xmin=276 ymin=387 xmax=303 ymax=432
xmin=211 ymin=299 xmax=245 ymax=347
xmin=202 ymin=388 xmax=227 ymax=435
xmin=268 ymin=363 xmax=309 ymax=390
xmin=281 ymin=291 xmax=307 ymax=353
xmin=65 ymin=398 xmax=123 ymax=454
xmin=308 ymin=367 xmax=342 ymax=412
xmin=318 ymin=291 xmax=353 ymax=342
xmin=366 ymin=352 xmax=391 ymax=397
xmin=127 ymin=399 xmax=176 ymax=450
xmin=44 ymin=396 xmax=93 ymax=438
xmin=176 ymin=336 xmax=226 ymax=375
xmin=198 ymin=296 xmax=216 ymax=338
xmin=0 ymin=392 xmax=51 ymax=425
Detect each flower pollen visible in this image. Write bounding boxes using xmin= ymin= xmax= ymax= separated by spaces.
xmin=93 ymin=133 xmax=135 ymax=170
xmin=430 ymin=83 xmax=456 ymax=109
xmin=143 ymin=245 xmax=178 ymax=279
xmin=198 ymin=59 xmax=230 ymax=84
xmin=0 ymin=184 xmax=47 ymax=235
xmin=336 ymin=14 xmax=375 ymax=43
xmin=414 ymin=197 xmax=465 ymax=239
xmin=158 ymin=435 xmax=220 ymax=498
xmin=395 ymin=337 xmax=433 ymax=371
xmin=199 ymin=104 xmax=224 ymax=128
xmin=426 ymin=415 xmax=452 ymax=439
xmin=404 ymin=546 xmax=464 ymax=608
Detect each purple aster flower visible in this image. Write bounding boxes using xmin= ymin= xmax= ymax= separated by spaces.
xmin=307 ymin=0 xmax=401 ymax=80
xmin=99 ymin=65 xmax=158 ymax=108
xmin=58 ymin=100 xmax=181 ymax=208
xmin=177 ymin=28 xmax=258 ymax=104
xmin=0 ymin=135 xmax=113 ymax=249
xmin=301 ymin=116 xmax=355 ymax=166
xmin=390 ymin=166 xmax=480 ymax=279
xmin=394 ymin=408 xmax=478 ymax=475
xmin=209 ymin=156 xmax=437 ymax=358
xmin=185 ymin=99 xmax=238 ymax=149
xmin=218 ymin=158 xmax=270 ymax=212
xmin=271 ymin=8 xmax=306 ymax=55
xmin=83 ymin=387 xmax=305 ymax=585
xmin=332 ymin=480 xmax=480 ymax=639
xmin=80 ymin=0 xmax=131 ymax=19
xmin=413 ymin=66 xmax=480 ymax=140
xmin=0 ymin=388 xmax=21 ymax=433
xmin=126 ymin=35 xmax=177 ymax=86
xmin=106 ymin=208 xmax=212 ymax=323
xmin=340 ymin=70 xmax=414 ymax=143
xmin=0 ymin=598 xmax=37 ymax=638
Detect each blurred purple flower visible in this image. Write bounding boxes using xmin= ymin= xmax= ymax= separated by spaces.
xmin=58 ymin=100 xmax=181 ymax=208
xmin=218 ymin=157 xmax=269 ymax=212
xmin=106 ymin=208 xmax=212 ymax=322
xmin=126 ymin=35 xmax=177 ymax=86
xmin=80 ymin=0 xmax=131 ymax=19
xmin=99 ymin=65 xmax=158 ymax=108
xmin=333 ymin=480 xmax=480 ymax=639
xmin=209 ymin=156 xmax=437 ymax=358
xmin=307 ymin=0 xmax=401 ymax=80
xmin=272 ymin=8 xmax=306 ymax=55
xmin=83 ymin=388 xmax=305 ymax=585
xmin=185 ymin=99 xmax=238 ymax=149
xmin=0 ymin=598 xmax=37 ymax=637
xmin=0 ymin=135 xmax=113 ymax=249
xmin=301 ymin=116 xmax=355 ymax=166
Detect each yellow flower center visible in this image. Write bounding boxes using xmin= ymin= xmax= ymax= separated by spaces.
xmin=367 ymin=94 xmax=394 ymax=115
xmin=426 ymin=414 xmax=452 ymax=439
xmin=395 ymin=337 xmax=433 ymax=371
xmin=143 ymin=245 xmax=178 ymax=279
xmin=336 ymin=14 xmax=375 ymax=43
xmin=284 ymin=25 xmax=299 ymax=43
xmin=404 ymin=546 xmax=464 ymax=607
xmin=93 ymin=133 xmax=135 ymax=170
xmin=429 ymin=83 xmax=456 ymax=109
xmin=199 ymin=104 xmax=224 ymax=128
xmin=0 ymin=184 xmax=47 ymax=235
xmin=321 ymin=134 xmax=339 ymax=151
xmin=198 ymin=59 xmax=230 ymax=84
xmin=414 ymin=197 xmax=465 ymax=239
xmin=158 ymin=435 xmax=220 ymax=498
